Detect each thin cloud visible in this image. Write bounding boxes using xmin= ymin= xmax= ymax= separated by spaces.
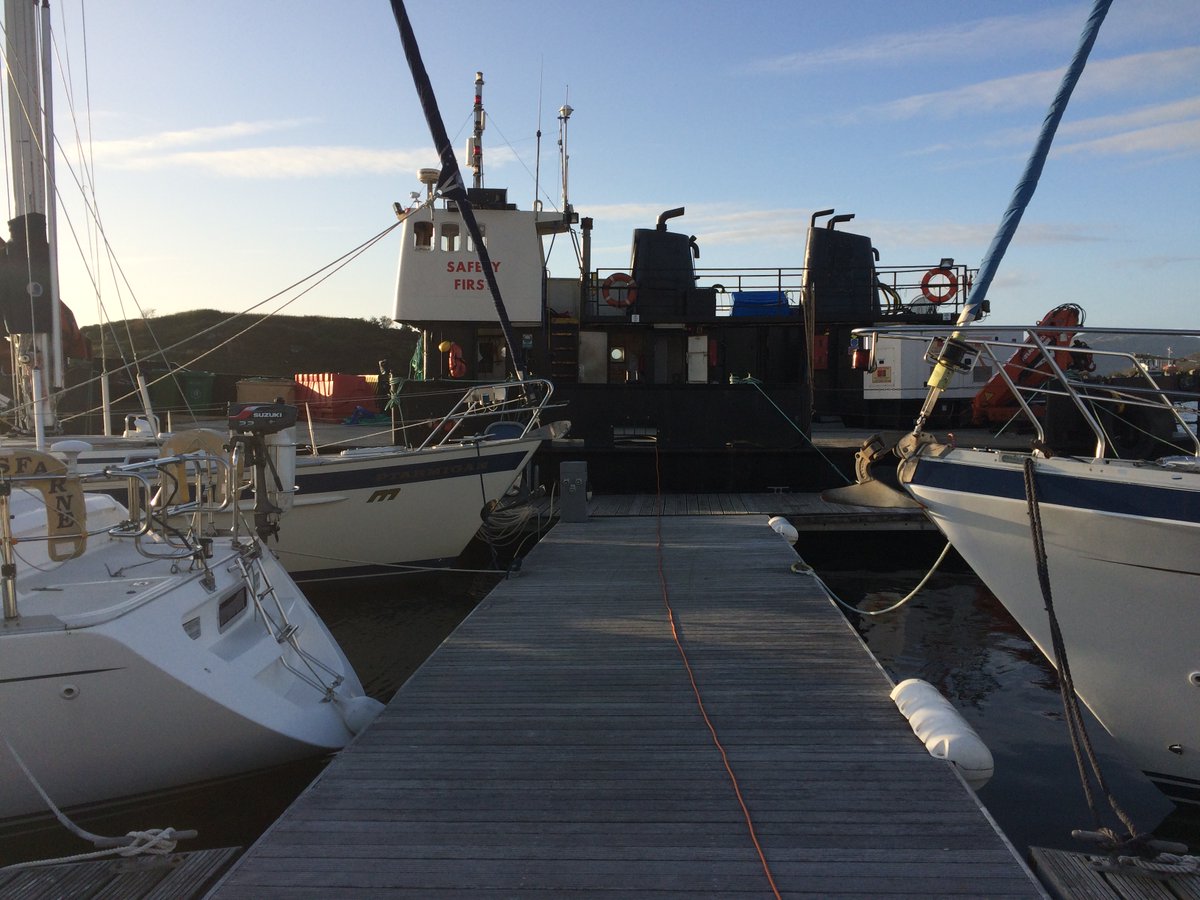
xmin=90 ymin=119 xmax=519 ymax=178
xmin=747 ymin=1 xmax=1194 ymax=75
xmin=1057 ymin=118 xmax=1200 ymax=156
xmin=862 ymin=48 xmax=1200 ymax=123
xmin=747 ymin=8 xmax=1083 ymax=73
xmin=131 ymin=146 xmax=432 ymax=177
xmin=92 ymin=120 xmax=313 ymax=158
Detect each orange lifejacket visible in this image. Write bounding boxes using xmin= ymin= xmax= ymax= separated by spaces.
xmin=447 ymin=342 xmax=466 ymax=378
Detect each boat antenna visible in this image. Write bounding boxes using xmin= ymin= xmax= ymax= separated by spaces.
xmin=558 ymin=91 xmax=572 ymax=216
xmin=387 ymin=0 xmax=523 ymax=379
xmin=911 ymin=0 xmax=1113 ymax=436
xmin=533 ymin=58 xmax=543 ymax=210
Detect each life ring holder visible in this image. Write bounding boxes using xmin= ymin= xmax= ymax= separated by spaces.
xmin=602 ymin=272 xmax=637 ymax=308
xmin=920 ymin=267 xmax=958 ymax=304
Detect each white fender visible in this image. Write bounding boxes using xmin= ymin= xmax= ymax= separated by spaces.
xmin=891 ymin=678 xmax=994 ymax=790
xmin=768 ymin=515 xmax=798 ymax=544
xmin=334 ymin=694 xmax=385 ymax=735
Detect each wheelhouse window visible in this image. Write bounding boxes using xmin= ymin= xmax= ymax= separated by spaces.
xmin=467 ymin=225 xmax=486 ymax=252
xmin=413 ymin=221 xmax=433 ymax=250
xmin=440 ymin=223 xmax=461 ymax=252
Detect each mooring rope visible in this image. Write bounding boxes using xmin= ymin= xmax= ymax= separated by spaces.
xmin=650 ymin=440 xmax=782 ymax=899
xmin=791 ymin=541 xmax=954 ymax=617
xmin=728 ymin=375 xmax=851 ymax=484
xmin=1022 ymin=456 xmax=1143 ymax=850
xmin=0 ymin=735 xmax=194 ymax=871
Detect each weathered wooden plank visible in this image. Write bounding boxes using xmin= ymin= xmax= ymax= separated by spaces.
xmin=0 ymin=848 xmax=239 ymax=900
xmin=1029 ymin=847 xmax=1199 ymax=900
xmin=209 ymin=516 xmax=1043 ymax=898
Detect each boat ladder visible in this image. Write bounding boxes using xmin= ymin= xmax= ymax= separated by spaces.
xmin=235 ymin=543 xmax=345 ymax=699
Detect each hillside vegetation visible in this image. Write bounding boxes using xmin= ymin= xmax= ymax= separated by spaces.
xmin=80 ymin=310 xmax=420 ymax=379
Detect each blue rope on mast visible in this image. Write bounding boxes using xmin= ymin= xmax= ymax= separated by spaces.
xmin=957 ymin=0 xmax=1114 ymax=327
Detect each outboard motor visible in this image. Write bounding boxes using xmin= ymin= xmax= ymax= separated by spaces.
xmin=227 ymin=403 xmax=299 ymax=542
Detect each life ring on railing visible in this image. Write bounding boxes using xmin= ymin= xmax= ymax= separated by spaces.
xmin=920 ymin=267 xmax=958 ymax=304
xmin=602 ymin=272 xmax=637 ymax=308
xmin=0 ymin=449 xmax=87 ymax=561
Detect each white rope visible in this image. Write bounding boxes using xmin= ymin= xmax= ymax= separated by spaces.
xmin=1 ymin=735 xmax=194 ymax=870
xmin=0 ymin=828 xmax=190 ymax=873
xmin=791 ymin=542 xmax=954 ymax=616
xmin=1107 ymin=853 xmax=1200 ymax=876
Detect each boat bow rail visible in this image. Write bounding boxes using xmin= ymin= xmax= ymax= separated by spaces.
xmin=856 ymin=323 xmax=1200 ymax=461
xmin=415 ymin=377 xmax=557 ymax=448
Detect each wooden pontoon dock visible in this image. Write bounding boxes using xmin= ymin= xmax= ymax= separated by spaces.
xmin=208 ymin=510 xmax=1045 ymax=898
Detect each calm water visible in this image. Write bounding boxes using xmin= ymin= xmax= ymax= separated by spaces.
xmin=818 ymin=556 xmax=1200 ymax=858
xmin=4 ymin=547 xmax=1197 ymax=869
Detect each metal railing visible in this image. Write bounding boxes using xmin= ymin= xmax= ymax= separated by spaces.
xmin=853 ymin=324 xmax=1200 ymax=459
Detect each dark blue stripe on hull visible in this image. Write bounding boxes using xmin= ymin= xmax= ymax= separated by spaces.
xmin=295 ymin=449 xmax=529 ymax=494
xmin=909 ymin=457 xmax=1200 ymax=524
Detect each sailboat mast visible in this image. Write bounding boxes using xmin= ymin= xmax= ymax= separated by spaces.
xmin=40 ymin=0 xmax=63 ymax=392
xmin=2 ymin=0 xmax=59 ymax=445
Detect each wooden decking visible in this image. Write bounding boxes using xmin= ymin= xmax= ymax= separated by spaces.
xmin=1030 ymin=847 xmax=1200 ymax=899
xmin=208 ymin=515 xmax=1043 ymax=898
xmin=0 ymin=847 xmax=239 ymax=899
xmin=586 ymin=492 xmax=934 ymax=531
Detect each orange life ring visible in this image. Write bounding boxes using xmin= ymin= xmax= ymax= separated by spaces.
xmin=920 ymin=267 xmax=958 ymax=304
xmin=602 ymin=272 xmax=637 ymax=308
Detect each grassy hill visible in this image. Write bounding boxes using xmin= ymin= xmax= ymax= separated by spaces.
xmin=81 ymin=310 xmax=420 ymax=379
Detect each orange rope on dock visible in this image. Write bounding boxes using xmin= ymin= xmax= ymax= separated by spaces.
xmin=652 ymin=443 xmax=782 ymax=899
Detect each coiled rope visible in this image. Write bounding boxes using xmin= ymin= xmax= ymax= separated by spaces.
xmin=650 ymin=441 xmax=781 ymax=899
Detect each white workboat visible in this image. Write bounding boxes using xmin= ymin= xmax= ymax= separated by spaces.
xmin=0 ymin=407 xmax=382 ymax=823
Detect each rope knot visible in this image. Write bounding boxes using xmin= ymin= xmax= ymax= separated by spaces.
xmin=117 ymin=828 xmax=182 ymax=857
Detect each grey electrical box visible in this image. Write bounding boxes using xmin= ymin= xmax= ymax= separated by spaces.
xmin=559 ymin=461 xmax=588 ymax=523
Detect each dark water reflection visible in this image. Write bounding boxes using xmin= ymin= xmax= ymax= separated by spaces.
xmin=818 ymin=562 xmax=1197 ymax=857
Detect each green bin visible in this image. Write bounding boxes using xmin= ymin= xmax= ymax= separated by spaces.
xmin=179 ymin=371 xmax=217 ymax=412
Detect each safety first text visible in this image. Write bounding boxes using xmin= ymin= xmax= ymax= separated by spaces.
xmin=448 ymin=259 xmax=501 ymax=291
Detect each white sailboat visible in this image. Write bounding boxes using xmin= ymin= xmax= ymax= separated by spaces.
xmin=0 ymin=0 xmax=381 ymax=824
xmin=847 ymin=0 xmax=1200 ymax=811
xmin=874 ymin=325 xmax=1200 ymax=806
xmin=0 ymin=405 xmax=383 ymax=823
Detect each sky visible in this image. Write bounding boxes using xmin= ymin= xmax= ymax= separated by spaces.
xmin=12 ymin=0 xmax=1200 ymax=331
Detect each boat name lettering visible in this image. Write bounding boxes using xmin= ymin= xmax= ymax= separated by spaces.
xmin=366 ymin=488 xmax=401 ymax=503
xmin=389 ymin=461 xmax=480 ymax=483
xmin=52 ymin=492 xmax=75 ymax=529
xmin=0 ymin=454 xmax=51 ymax=476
